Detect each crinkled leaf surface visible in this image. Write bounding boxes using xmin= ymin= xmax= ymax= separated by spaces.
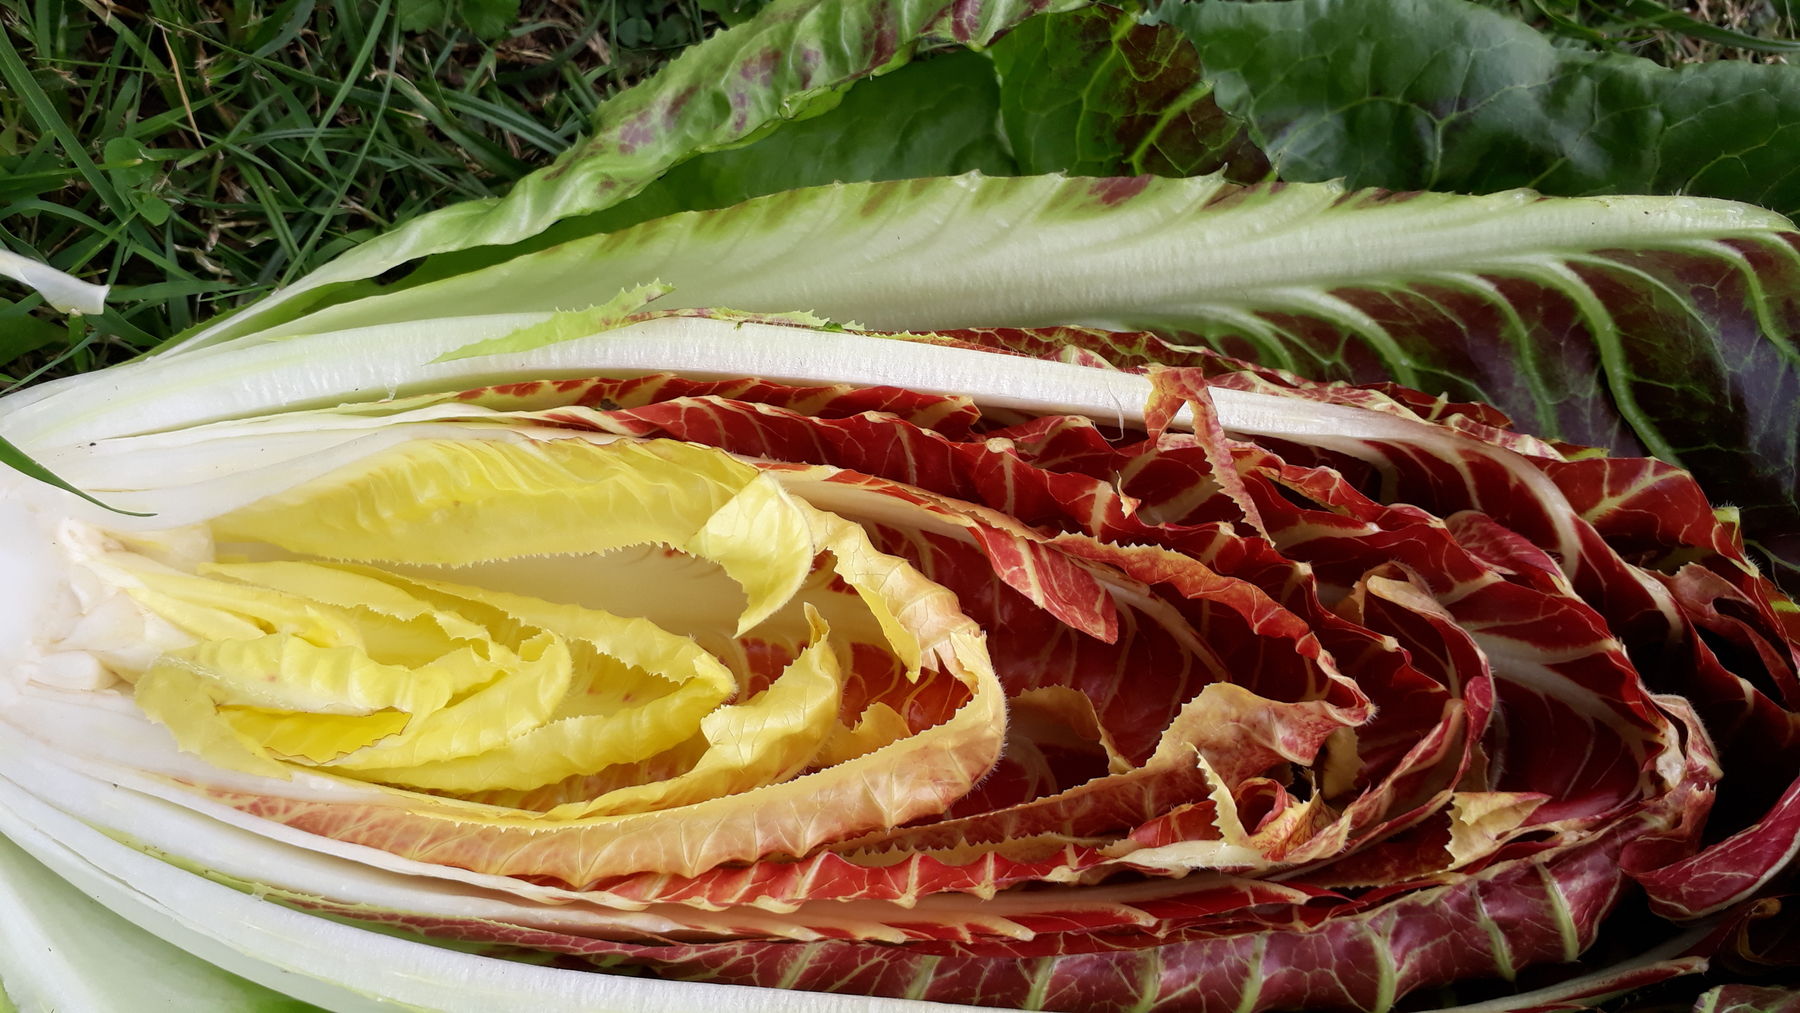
xmin=1156 ymin=0 xmax=1800 ymax=217
xmin=990 ymin=5 xmax=1267 ymax=181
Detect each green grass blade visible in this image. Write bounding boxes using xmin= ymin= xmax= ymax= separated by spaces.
xmin=0 ymin=434 xmax=152 ymax=516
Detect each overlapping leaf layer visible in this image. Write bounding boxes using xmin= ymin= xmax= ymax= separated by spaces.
xmin=22 ymin=340 xmax=1786 ymax=1011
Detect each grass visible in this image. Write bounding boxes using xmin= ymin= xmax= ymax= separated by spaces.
xmin=0 ymin=0 xmax=1794 ymax=389
xmin=1475 ymin=0 xmax=1797 ymax=61
xmin=0 ymin=0 xmax=717 ymax=385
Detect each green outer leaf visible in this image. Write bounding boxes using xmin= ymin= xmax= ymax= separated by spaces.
xmin=990 ymin=5 xmax=1268 ymax=181
xmin=0 ymin=835 xmax=320 ymax=1012
xmin=1156 ymin=0 xmax=1800 ymax=216
xmin=167 ymin=0 xmax=1082 ymax=353
xmin=410 ymin=47 xmax=1020 ymax=275
xmin=589 ymin=47 xmax=1017 ymax=227
xmin=265 ymin=173 xmax=1787 ymax=341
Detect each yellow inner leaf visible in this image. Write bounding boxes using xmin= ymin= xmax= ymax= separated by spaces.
xmin=114 ymin=434 xmax=978 ymax=821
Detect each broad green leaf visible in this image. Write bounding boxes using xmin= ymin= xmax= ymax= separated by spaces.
xmin=1155 ymin=0 xmax=1800 ymax=216
xmin=990 ymin=5 xmax=1267 ymax=180
xmin=588 ymin=47 xmax=1019 ymax=224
